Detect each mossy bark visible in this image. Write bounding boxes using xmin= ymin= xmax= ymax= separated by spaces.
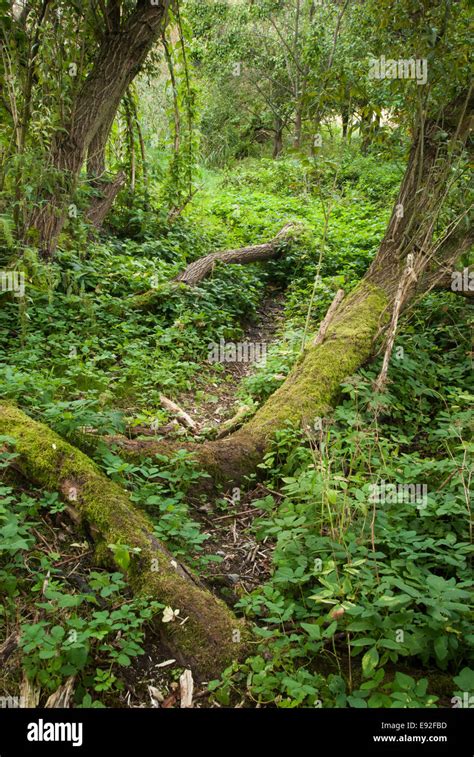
xmin=0 ymin=402 xmax=246 ymax=680
xmin=194 ymin=282 xmax=389 ymax=484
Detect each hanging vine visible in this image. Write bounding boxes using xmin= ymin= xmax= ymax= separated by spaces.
xmin=160 ymin=1 xmax=200 ymax=223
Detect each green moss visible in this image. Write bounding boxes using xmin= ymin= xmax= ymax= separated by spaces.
xmin=0 ymin=401 xmax=246 ymax=679
xmin=180 ymin=282 xmax=389 ymax=486
xmin=128 ymin=281 xmax=183 ymax=312
xmin=240 ymin=281 xmax=388 ymax=441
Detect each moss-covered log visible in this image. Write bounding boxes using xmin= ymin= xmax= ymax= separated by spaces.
xmin=0 ymin=402 xmax=246 ymax=680
xmin=104 ymin=224 xmax=471 ymax=487
xmin=106 ymin=280 xmax=389 ymax=485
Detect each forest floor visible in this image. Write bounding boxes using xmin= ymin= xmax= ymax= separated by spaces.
xmin=100 ymin=290 xmax=289 ymax=708
xmin=176 ymin=285 xmax=286 ymax=431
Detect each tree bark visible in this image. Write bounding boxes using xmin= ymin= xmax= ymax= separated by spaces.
xmin=0 ymin=402 xmax=246 ymax=680
xmin=30 ymin=0 xmax=171 ymax=257
xmin=341 ymin=103 xmax=350 ymax=139
xmin=272 ymin=117 xmax=284 ymax=158
xmin=84 ymin=171 xmax=126 ymax=229
xmin=293 ymin=106 xmax=303 ymax=149
xmin=87 ymin=118 xmax=113 ymax=180
xmin=175 ymin=223 xmax=297 ymax=286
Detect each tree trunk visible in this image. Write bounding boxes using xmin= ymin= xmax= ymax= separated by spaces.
xmin=30 ymin=0 xmax=171 ymax=257
xmin=124 ymin=95 xmax=136 ymax=192
xmin=360 ymin=110 xmax=372 ymax=154
xmin=85 ymin=114 xmax=126 ymax=231
xmin=341 ymin=104 xmax=349 ymax=139
xmin=0 ymin=402 xmax=246 ymax=679
xmin=87 ymin=118 xmax=113 ymax=180
xmin=85 ymin=171 xmax=126 ymax=229
xmin=293 ymin=106 xmax=302 ymax=149
xmin=272 ymin=117 xmax=284 ymax=158
xmin=175 ymin=223 xmax=297 ymax=286
xmin=130 ymin=223 xmax=298 ymax=311
xmin=109 ymin=279 xmax=389 ymax=485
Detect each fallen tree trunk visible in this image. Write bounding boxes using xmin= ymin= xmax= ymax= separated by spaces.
xmin=0 ymin=402 xmax=246 ymax=680
xmin=129 ymin=223 xmax=299 ymax=312
xmin=175 ymin=222 xmax=298 ymax=286
xmin=103 ymin=279 xmax=389 ymax=484
xmin=109 ymin=224 xmax=472 ymax=486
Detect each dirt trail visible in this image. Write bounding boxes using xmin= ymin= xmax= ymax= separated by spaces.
xmin=169 ymin=287 xmax=287 ymax=600
xmin=107 ymin=289 xmax=288 ymax=705
xmin=178 ymin=285 xmax=286 ymax=432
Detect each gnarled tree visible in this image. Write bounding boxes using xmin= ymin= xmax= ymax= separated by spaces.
xmin=29 ymin=0 xmax=171 ymax=256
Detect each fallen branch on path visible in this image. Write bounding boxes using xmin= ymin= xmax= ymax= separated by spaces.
xmin=175 ymin=222 xmax=298 ymax=287
xmin=311 ymin=289 xmax=345 ymax=347
xmin=159 ymin=394 xmax=197 ymax=430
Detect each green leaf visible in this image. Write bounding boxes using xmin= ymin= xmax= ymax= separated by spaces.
xmin=394 ymin=672 xmax=415 ymax=690
xmin=453 ymin=668 xmax=474 ymax=692
xmin=361 ymin=647 xmax=379 ymax=678
xmin=347 ymin=695 xmax=368 ymax=708
xmin=300 ymin=622 xmax=321 ymax=640
xmin=323 ymin=621 xmax=338 ymax=638
xmin=38 ymin=649 xmax=56 ymax=659
xmin=350 ymin=637 xmax=377 ymax=647
xmin=434 ymin=636 xmax=449 ymax=663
